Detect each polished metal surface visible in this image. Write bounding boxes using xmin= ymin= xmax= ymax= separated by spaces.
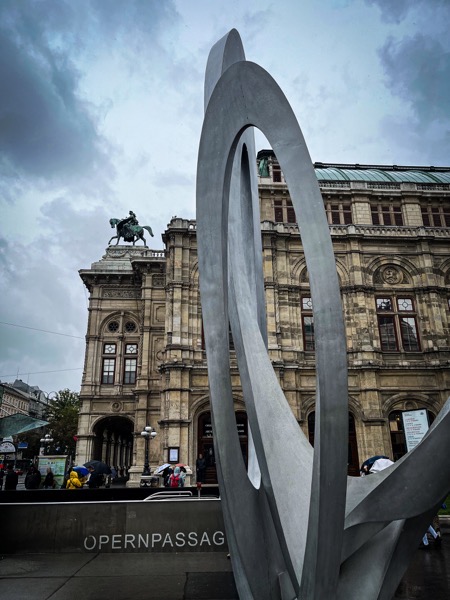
xmin=196 ymin=29 xmax=450 ymax=600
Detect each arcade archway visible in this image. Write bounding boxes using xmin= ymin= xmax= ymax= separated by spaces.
xmin=92 ymin=416 xmax=134 ymax=478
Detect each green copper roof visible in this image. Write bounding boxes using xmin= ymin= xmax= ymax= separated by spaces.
xmin=257 ymin=151 xmax=450 ymax=185
xmin=314 ymin=167 xmax=450 ymax=184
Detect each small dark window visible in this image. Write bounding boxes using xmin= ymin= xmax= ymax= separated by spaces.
xmin=286 ymin=200 xmax=296 ymax=223
xmin=274 ymin=206 xmax=284 ymax=222
xmin=108 ymin=321 xmax=119 ymax=332
xmin=125 ymin=321 xmax=136 ymax=333
xmin=272 ymin=167 xmax=282 ymax=182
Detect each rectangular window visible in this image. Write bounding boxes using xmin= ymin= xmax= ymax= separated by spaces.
xmin=273 ymin=199 xmax=297 ymax=223
xmin=371 ymin=207 xmax=380 ymax=225
xmin=371 ymin=202 xmax=404 ymax=226
xmin=378 ymin=316 xmax=398 ymax=351
xmin=421 ymin=203 xmax=450 ymax=227
xmin=331 ymin=204 xmax=340 ymax=224
xmin=325 ymin=201 xmax=353 ymax=225
xmin=376 ymin=296 xmax=420 ymax=352
xmin=102 ymin=359 xmax=115 ymax=384
xmin=272 ymin=166 xmax=282 ymax=182
xmin=301 ymin=296 xmax=314 ymax=351
xmin=302 ymin=316 xmax=315 ymax=351
xmin=124 ymin=358 xmax=137 ymax=384
xmin=274 ymin=199 xmax=283 ymax=223
xmin=399 ymin=317 xmax=420 ymax=351
xmin=286 ymin=201 xmax=296 ymax=223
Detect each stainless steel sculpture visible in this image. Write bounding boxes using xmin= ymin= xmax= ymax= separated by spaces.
xmin=196 ymin=29 xmax=450 ymax=600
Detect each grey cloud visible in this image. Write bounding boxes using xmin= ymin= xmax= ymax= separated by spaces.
xmin=379 ymin=34 xmax=450 ymax=128
xmin=0 ymin=197 xmax=117 ymax=391
xmin=0 ymin=37 xmax=105 ymax=176
xmin=366 ymin=0 xmax=449 ymax=24
xmin=0 ymin=16 xmax=111 ymax=191
xmin=0 ymin=0 xmax=180 ymax=195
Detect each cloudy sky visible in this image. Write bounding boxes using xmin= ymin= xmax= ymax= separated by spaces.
xmin=1 ymin=0 xmax=449 ymax=395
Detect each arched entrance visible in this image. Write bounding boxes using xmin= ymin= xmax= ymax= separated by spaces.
xmin=197 ymin=410 xmax=248 ymax=483
xmin=308 ymin=411 xmax=360 ymax=476
xmin=92 ymin=416 xmax=134 ymax=479
xmin=388 ymin=409 xmax=435 ymax=461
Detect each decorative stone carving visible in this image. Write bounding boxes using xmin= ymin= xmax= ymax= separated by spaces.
xmin=102 ymin=287 xmax=140 ymax=299
xmin=152 ymin=275 xmax=165 ymax=287
xmin=382 ymin=266 xmax=402 ymax=285
xmin=111 ymin=402 xmax=122 ymax=413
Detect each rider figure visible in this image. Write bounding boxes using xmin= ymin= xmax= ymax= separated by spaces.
xmin=118 ymin=211 xmax=139 ymax=241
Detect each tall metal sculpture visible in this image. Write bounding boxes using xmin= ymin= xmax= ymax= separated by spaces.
xmin=196 ymin=29 xmax=450 ymax=600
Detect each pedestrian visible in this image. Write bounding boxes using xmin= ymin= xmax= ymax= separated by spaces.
xmin=421 ymin=524 xmax=441 ymax=548
xmin=168 ymin=466 xmax=181 ymax=488
xmin=164 ymin=466 xmax=173 ymax=487
xmin=0 ymin=468 xmax=4 ymax=490
xmin=87 ymin=466 xmax=103 ymax=488
xmin=4 ymin=465 xmax=19 ymax=490
xmin=196 ymin=453 xmax=206 ymax=483
xmin=66 ymin=469 xmax=83 ymax=490
xmin=43 ymin=468 xmax=55 ymax=489
xmin=180 ymin=466 xmax=187 ymax=487
xmin=25 ymin=465 xmax=42 ymax=489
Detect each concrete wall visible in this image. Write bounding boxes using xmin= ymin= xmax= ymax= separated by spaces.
xmin=1 ymin=498 xmax=227 ymax=555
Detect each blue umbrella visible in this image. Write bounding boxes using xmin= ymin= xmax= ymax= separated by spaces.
xmin=73 ymin=466 xmax=89 ymax=477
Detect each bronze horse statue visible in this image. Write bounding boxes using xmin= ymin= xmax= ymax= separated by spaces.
xmin=109 ymin=218 xmax=154 ymax=247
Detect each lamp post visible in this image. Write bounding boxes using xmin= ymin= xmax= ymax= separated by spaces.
xmin=39 ymin=433 xmax=54 ymax=456
xmin=141 ymin=426 xmax=157 ymax=476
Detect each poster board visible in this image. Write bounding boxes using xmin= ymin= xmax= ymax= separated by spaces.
xmin=37 ymin=455 xmax=69 ymax=489
xmin=401 ymin=409 xmax=429 ymax=452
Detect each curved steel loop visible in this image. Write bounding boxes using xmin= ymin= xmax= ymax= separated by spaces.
xmin=197 ymin=58 xmax=348 ymax=598
xmin=202 ymin=30 xmax=294 ymax=600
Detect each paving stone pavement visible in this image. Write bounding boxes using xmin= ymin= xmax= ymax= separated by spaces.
xmin=1 ymin=524 xmax=449 ymax=599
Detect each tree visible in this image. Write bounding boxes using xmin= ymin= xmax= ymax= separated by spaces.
xmin=44 ymin=389 xmax=81 ymax=456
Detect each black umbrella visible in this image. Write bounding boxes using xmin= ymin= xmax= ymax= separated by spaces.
xmin=360 ymin=455 xmax=389 ymax=471
xmin=84 ymin=460 xmax=111 ymax=475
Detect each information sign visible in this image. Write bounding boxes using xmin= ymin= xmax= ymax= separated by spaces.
xmin=402 ymin=409 xmax=429 ymax=452
xmin=37 ymin=455 xmax=69 ymax=489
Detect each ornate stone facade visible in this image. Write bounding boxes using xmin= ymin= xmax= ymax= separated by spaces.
xmin=77 ymin=159 xmax=450 ymax=485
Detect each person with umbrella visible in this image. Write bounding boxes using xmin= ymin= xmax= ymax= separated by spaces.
xmin=360 ymin=455 xmax=389 ymax=476
xmin=84 ymin=460 xmax=111 ymax=488
xmin=86 ymin=466 xmax=103 ymax=488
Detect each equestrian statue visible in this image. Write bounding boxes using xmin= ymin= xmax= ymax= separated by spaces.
xmin=108 ymin=211 xmax=154 ymax=247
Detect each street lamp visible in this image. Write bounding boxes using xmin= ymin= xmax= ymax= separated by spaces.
xmin=39 ymin=433 xmax=54 ymax=456
xmin=141 ymin=426 xmax=157 ymax=476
